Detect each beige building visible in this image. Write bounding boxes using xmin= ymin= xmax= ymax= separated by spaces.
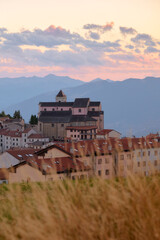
xmin=38 ymin=90 xmax=104 ymax=140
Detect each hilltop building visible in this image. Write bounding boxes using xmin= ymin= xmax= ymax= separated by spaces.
xmin=38 ymin=90 xmax=104 ymax=140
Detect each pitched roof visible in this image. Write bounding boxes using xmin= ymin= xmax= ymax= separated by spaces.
xmin=56 ymin=90 xmax=66 ymax=97
xmin=28 ymin=134 xmax=47 ymax=139
xmin=89 ymin=101 xmax=101 ymax=107
xmin=73 ymin=98 xmax=90 ymax=108
xmin=39 ymin=102 xmax=73 ymax=107
xmin=39 ymin=111 xmax=72 ymax=123
xmin=0 ymin=129 xmax=22 ymax=137
xmin=88 ymin=111 xmax=104 ymax=117
xmin=70 ymin=115 xmax=97 ymax=123
xmin=27 ymin=156 xmax=89 ymax=173
xmin=23 ymin=128 xmax=32 ymax=133
xmin=97 ymin=129 xmax=120 ymax=135
xmin=7 ymin=148 xmax=37 ymax=161
xmin=35 ymin=144 xmax=71 ymax=156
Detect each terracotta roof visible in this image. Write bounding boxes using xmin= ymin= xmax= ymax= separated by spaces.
xmin=0 ymin=129 xmax=22 ymax=137
xmin=7 ymin=148 xmax=37 ymax=161
xmin=28 ymin=134 xmax=47 ymax=139
xmin=23 ymin=128 xmax=32 ymax=133
xmin=97 ymin=129 xmax=120 ymax=135
xmin=54 ymin=137 xmax=160 ymax=157
xmin=35 ymin=144 xmax=71 ymax=156
xmin=26 ymin=156 xmax=89 ymax=174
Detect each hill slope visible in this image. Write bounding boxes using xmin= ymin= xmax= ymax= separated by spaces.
xmin=5 ymin=76 xmax=160 ymax=136
xmin=0 ymin=74 xmax=83 ymax=109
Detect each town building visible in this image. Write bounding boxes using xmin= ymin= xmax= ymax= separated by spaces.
xmin=96 ymin=129 xmax=121 ymax=139
xmin=0 ymin=128 xmax=49 ymax=152
xmin=0 ymin=145 xmax=89 ymax=183
xmin=38 ymin=90 xmax=104 ymax=140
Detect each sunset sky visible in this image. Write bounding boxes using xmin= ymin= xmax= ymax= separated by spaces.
xmin=0 ymin=0 xmax=160 ymax=81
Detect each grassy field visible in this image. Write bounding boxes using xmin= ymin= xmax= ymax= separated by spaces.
xmin=0 ymin=176 xmax=160 ymax=240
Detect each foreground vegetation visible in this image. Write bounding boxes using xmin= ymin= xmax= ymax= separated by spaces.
xmin=0 ymin=176 xmax=160 ymax=240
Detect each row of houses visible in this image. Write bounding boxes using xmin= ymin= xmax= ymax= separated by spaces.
xmin=0 ymin=128 xmax=49 ymax=152
xmin=0 ymin=135 xmax=160 ymax=183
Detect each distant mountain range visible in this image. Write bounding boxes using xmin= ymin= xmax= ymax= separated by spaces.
xmin=2 ymin=75 xmax=160 ymax=136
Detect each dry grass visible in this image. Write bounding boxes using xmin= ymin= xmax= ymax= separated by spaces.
xmin=0 ymin=176 xmax=160 ymax=240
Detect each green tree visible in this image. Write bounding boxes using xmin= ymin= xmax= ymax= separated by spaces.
xmin=29 ymin=115 xmax=38 ymax=125
xmin=0 ymin=111 xmax=6 ymax=117
xmin=13 ymin=110 xmax=21 ymax=119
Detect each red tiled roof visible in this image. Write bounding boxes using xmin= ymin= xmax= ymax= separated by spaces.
xmin=7 ymin=148 xmax=37 ymax=161
xmin=26 ymin=156 xmax=89 ymax=174
xmin=23 ymin=128 xmax=32 ymax=133
xmin=28 ymin=134 xmax=46 ymax=139
xmin=0 ymin=129 xmax=22 ymax=137
xmin=97 ymin=129 xmax=117 ymax=135
xmin=54 ymin=137 xmax=160 ymax=157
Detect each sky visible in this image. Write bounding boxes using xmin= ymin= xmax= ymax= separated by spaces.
xmin=0 ymin=0 xmax=160 ymax=81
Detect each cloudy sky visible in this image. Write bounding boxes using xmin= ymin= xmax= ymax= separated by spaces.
xmin=0 ymin=0 xmax=160 ymax=81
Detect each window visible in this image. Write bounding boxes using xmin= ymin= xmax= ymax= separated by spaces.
xmin=138 ymin=152 xmax=141 ymax=157
xmin=154 ymin=160 xmax=158 ymax=166
xmin=120 ymin=154 xmax=124 ymax=160
xmin=105 ymin=169 xmax=109 ymax=175
xmin=74 ymin=135 xmax=76 ymax=138
xmin=78 ymin=109 xmax=81 ymax=113
xmin=61 ymin=124 xmax=64 ymax=127
xmin=155 ymin=151 xmax=158 ymax=156
xmin=16 ymin=139 xmax=18 ymax=141
xmin=52 ymin=124 xmax=54 ymax=127
xmin=44 ymin=108 xmax=46 ymax=111
xmin=98 ymin=159 xmax=102 ymax=164
xmin=61 ymin=108 xmax=63 ymax=111
xmin=143 ymin=161 xmax=146 ymax=167
xmin=98 ymin=170 xmax=101 ymax=176
xmin=127 ymin=154 xmax=131 ymax=159
xmin=70 ymin=130 xmax=73 ymax=132
xmin=52 ymin=108 xmax=55 ymax=111
xmin=148 ymin=151 xmax=150 ymax=156
xmin=138 ymin=162 xmax=140 ymax=167
xmin=143 ymin=152 xmax=146 ymax=157
xmin=92 ymin=108 xmax=95 ymax=111
xmin=105 ymin=158 xmax=109 ymax=164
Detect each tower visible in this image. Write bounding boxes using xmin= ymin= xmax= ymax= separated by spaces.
xmin=56 ymin=90 xmax=67 ymax=102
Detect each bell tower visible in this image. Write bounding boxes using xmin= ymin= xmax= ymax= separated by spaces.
xmin=56 ymin=90 xmax=67 ymax=102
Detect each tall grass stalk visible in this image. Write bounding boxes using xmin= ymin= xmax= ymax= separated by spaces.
xmin=0 ymin=176 xmax=160 ymax=240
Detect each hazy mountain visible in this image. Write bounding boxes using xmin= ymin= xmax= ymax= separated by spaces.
xmin=0 ymin=74 xmax=83 ymax=109
xmin=5 ymin=76 xmax=160 ymax=136
xmin=91 ymin=78 xmax=114 ymax=83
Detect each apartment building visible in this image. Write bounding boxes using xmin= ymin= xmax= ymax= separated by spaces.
xmin=0 ymin=128 xmax=49 ymax=152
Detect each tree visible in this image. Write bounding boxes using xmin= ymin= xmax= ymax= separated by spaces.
xmin=0 ymin=111 xmax=7 ymax=117
xmin=29 ymin=115 xmax=38 ymax=125
xmin=13 ymin=110 xmax=21 ymax=119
